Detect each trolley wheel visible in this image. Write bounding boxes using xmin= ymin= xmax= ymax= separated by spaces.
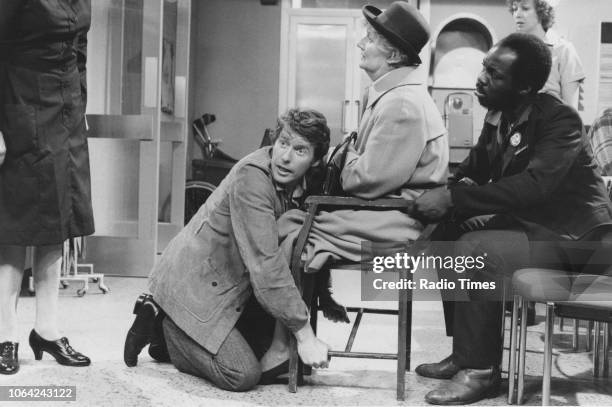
xmin=60 ymin=280 xmax=70 ymax=289
xmin=77 ymin=288 xmax=87 ymax=297
xmin=92 ymin=277 xmax=99 ymax=283
xmin=185 ymin=180 xmax=216 ymax=224
xmin=99 ymin=280 xmax=110 ymax=294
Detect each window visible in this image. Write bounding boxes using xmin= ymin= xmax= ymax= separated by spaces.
xmin=599 ymin=22 xmax=612 ymax=113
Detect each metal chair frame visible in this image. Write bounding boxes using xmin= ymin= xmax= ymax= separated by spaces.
xmin=508 ymin=295 xmax=611 ymax=405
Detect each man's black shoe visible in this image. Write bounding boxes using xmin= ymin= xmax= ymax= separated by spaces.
xmin=124 ymin=294 xmax=159 ymax=367
xmin=424 ymin=366 xmax=501 ymax=405
xmin=415 ymin=355 xmax=461 ymax=379
xmin=148 ymin=314 xmax=171 ymax=363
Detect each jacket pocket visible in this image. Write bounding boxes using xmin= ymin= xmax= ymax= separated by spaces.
xmin=2 ymin=105 xmax=38 ymax=158
xmin=179 ymin=258 xmax=238 ymax=323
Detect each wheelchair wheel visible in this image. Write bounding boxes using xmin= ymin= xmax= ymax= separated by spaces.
xmin=185 ymin=180 xmax=216 ymax=224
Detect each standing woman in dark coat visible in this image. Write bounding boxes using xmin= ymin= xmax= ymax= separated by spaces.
xmin=0 ymin=0 xmax=94 ymax=374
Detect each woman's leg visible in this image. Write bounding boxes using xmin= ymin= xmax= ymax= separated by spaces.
xmin=31 ymin=244 xmax=62 ymax=340
xmin=163 ymin=317 xmax=261 ymax=391
xmin=0 ymin=246 xmax=26 ymax=342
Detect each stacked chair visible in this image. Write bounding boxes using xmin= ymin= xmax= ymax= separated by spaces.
xmin=507 ymin=176 xmax=612 ymax=405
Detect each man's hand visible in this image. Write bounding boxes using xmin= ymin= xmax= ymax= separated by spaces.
xmin=294 ymin=324 xmax=330 ymax=369
xmin=413 ymin=186 xmax=453 ymax=221
xmin=0 ymin=131 xmax=6 ymax=166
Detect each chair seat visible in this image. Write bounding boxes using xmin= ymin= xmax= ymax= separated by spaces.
xmin=555 ymin=301 xmax=612 ymax=321
xmin=512 ymin=268 xmax=573 ymax=301
xmin=513 ymin=268 xmax=612 ymax=303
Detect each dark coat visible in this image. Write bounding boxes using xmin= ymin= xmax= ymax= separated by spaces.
xmin=451 ymin=93 xmax=612 ymax=240
xmin=0 ymin=0 xmax=94 ymax=245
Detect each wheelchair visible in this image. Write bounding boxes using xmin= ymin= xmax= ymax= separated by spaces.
xmin=184 ymin=114 xmax=238 ymax=224
xmin=184 ymin=114 xmax=275 ymax=224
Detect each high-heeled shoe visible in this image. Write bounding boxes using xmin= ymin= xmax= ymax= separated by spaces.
xmin=124 ymin=293 xmax=160 ymax=367
xmin=0 ymin=342 xmax=19 ymax=374
xmin=29 ymin=330 xmax=90 ymax=367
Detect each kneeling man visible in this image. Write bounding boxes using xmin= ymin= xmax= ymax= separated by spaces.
xmin=124 ymin=108 xmax=331 ymax=391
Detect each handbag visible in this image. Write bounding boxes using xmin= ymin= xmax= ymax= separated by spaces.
xmin=321 ymin=131 xmax=357 ymax=196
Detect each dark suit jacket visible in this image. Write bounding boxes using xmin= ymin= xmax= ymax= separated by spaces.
xmin=451 ymin=93 xmax=612 ymax=240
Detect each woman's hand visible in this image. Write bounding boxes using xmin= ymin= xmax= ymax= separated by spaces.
xmin=0 ymin=131 xmax=6 ymax=166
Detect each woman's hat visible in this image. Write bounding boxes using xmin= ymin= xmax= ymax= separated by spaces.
xmin=362 ymin=1 xmax=431 ymax=64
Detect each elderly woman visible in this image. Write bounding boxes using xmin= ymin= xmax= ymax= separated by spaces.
xmin=279 ymin=3 xmax=448 ymax=279
xmin=507 ymin=0 xmax=585 ymax=109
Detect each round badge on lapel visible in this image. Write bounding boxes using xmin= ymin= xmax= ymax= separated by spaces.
xmin=510 ymin=132 xmax=521 ymax=147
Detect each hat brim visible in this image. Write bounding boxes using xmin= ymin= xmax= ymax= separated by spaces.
xmin=362 ymin=5 xmax=421 ymax=64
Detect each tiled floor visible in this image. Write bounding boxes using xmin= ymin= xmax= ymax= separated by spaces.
xmin=1 ymin=275 xmax=610 ymax=407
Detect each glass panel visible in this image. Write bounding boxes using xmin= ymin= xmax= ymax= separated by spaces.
xmin=88 ymin=0 xmax=147 ymax=231
xmin=84 ymin=0 xmax=164 ymax=276
xmin=293 ymin=0 xmax=417 ymax=9
xmin=296 ymin=23 xmax=348 ymax=145
xmin=599 ymin=23 xmax=612 ymax=113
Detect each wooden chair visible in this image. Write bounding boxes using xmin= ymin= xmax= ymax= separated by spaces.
xmin=286 ymin=195 xmax=435 ymax=401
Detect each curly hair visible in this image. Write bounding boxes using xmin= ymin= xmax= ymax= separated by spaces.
xmin=507 ymin=0 xmax=556 ymax=31
xmin=498 ymin=32 xmax=552 ymax=94
xmin=274 ymin=108 xmax=330 ymax=161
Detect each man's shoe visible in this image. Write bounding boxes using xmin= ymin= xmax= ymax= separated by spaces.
xmin=415 ymin=355 xmax=460 ymax=379
xmin=424 ymin=366 xmax=501 ymax=405
xmin=148 ymin=315 xmax=171 ymax=363
xmin=124 ymin=294 xmax=159 ymax=367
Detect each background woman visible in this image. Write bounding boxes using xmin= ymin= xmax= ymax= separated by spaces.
xmin=508 ymin=0 xmax=585 ymax=109
xmin=0 ymin=0 xmax=93 ymax=374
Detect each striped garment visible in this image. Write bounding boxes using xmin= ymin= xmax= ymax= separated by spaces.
xmin=589 ymin=108 xmax=612 ymax=176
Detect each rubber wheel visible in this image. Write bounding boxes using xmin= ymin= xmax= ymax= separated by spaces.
xmin=184 ymin=181 xmax=216 ymax=224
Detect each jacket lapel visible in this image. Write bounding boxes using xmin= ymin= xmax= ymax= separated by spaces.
xmin=501 ymin=105 xmax=533 ymax=175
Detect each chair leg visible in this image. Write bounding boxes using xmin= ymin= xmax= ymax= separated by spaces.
xmin=594 ymin=321 xmax=601 ymax=378
xmin=396 ymin=268 xmax=408 ymax=401
xmin=518 ymin=296 xmax=528 ymax=405
xmin=542 ymin=302 xmax=554 ymax=406
xmin=508 ymin=295 xmax=520 ymax=404
xmin=288 ymin=335 xmax=299 ymax=393
xmin=573 ymin=319 xmax=580 ymax=351
xmin=500 ymin=285 xmax=507 ymax=350
xmin=586 ymin=321 xmax=594 ymax=352
xmin=406 ymin=299 xmax=412 ymax=372
xmin=603 ymin=322 xmax=609 ymax=378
